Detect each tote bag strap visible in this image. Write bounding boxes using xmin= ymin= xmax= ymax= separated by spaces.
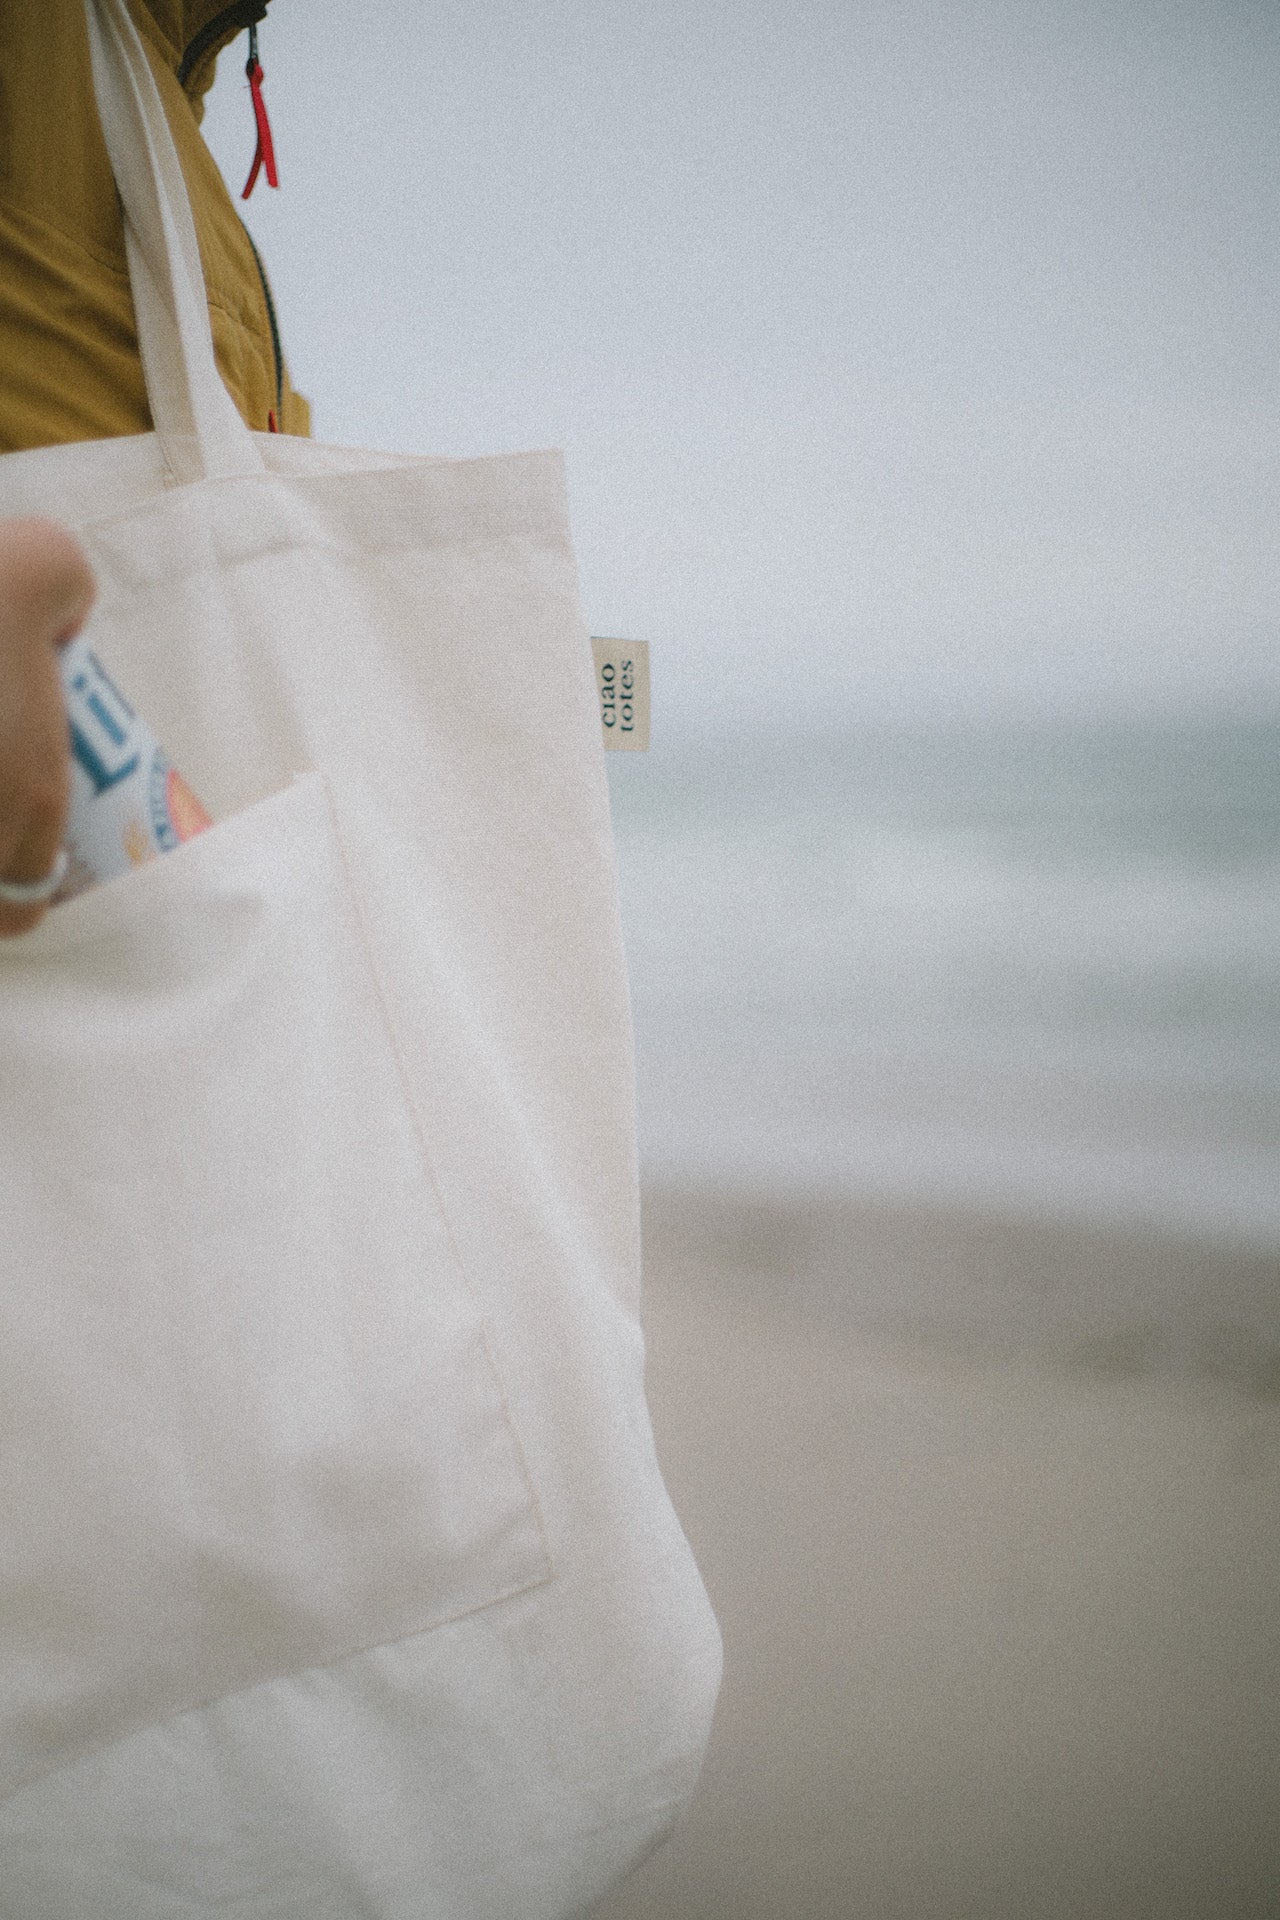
xmin=83 ymin=0 xmax=266 ymax=485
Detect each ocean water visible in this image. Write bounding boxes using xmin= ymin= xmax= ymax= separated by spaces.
xmin=606 ymin=715 xmax=1280 ymax=1249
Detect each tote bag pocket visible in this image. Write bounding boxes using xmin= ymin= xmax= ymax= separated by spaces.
xmin=0 ymin=771 xmax=551 ymax=1800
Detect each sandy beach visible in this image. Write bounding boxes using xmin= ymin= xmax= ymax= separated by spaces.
xmin=594 ymin=1186 xmax=1280 ymax=1920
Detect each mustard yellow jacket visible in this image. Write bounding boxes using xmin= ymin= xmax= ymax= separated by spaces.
xmin=0 ymin=0 xmax=309 ymax=453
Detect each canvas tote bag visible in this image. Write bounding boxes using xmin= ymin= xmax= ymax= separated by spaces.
xmin=0 ymin=2 xmax=720 ymax=1912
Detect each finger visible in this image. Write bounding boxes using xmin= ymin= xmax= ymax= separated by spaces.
xmin=0 ymin=518 xmax=96 ymax=663
xmin=0 ymin=761 xmax=71 ymax=937
xmin=0 ymin=520 xmax=89 ymax=936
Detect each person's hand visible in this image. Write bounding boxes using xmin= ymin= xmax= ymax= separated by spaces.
xmin=0 ymin=518 xmax=96 ymax=937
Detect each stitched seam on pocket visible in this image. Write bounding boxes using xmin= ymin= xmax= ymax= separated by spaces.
xmin=316 ymin=775 xmax=556 ymax=1573
xmin=0 ymin=1559 xmax=558 ymax=1809
xmin=0 ymin=776 xmax=317 ymax=961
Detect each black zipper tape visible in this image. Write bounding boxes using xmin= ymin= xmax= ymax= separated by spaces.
xmin=243 ymin=227 xmax=284 ymax=419
xmin=177 ymin=1 xmax=269 ymax=90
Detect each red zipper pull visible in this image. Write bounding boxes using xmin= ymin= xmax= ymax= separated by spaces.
xmin=241 ymin=24 xmax=278 ymax=199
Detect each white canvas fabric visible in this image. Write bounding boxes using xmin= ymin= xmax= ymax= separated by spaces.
xmin=0 ymin=1 xmax=721 ymax=1912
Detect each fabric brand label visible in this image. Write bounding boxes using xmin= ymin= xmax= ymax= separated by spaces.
xmin=591 ymin=639 xmax=650 ymax=751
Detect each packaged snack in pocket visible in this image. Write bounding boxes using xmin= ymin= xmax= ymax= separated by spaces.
xmin=54 ymin=631 xmax=212 ymax=902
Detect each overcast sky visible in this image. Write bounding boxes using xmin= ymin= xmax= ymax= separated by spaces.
xmin=200 ymin=0 xmax=1279 ymax=733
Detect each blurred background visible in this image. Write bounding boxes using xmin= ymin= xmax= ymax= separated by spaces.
xmin=203 ymin=0 xmax=1280 ymax=1259
xmin=205 ymin=5 xmax=1279 ymax=1913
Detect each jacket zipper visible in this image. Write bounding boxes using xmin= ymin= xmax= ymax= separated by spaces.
xmin=176 ymin=1 xmax=269 ymax=89
xmin=178 ymin=5 xmax=283 ymax=426
xmin=243 ymin=228 xmax=284 ymax=423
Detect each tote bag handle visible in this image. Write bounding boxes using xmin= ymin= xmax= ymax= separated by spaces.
xmin=83 ymin=0 xmax=267 ymax=485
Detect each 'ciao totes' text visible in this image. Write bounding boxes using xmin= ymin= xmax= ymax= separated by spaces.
xmin=600 ymin=655 xmax=636 ymax=736
xmin=589 ymin=638 xmax=650 ymax=752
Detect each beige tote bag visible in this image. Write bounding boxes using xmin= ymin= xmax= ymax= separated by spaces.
xmin=0 ymin=2 xmax=720 ymax=1912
